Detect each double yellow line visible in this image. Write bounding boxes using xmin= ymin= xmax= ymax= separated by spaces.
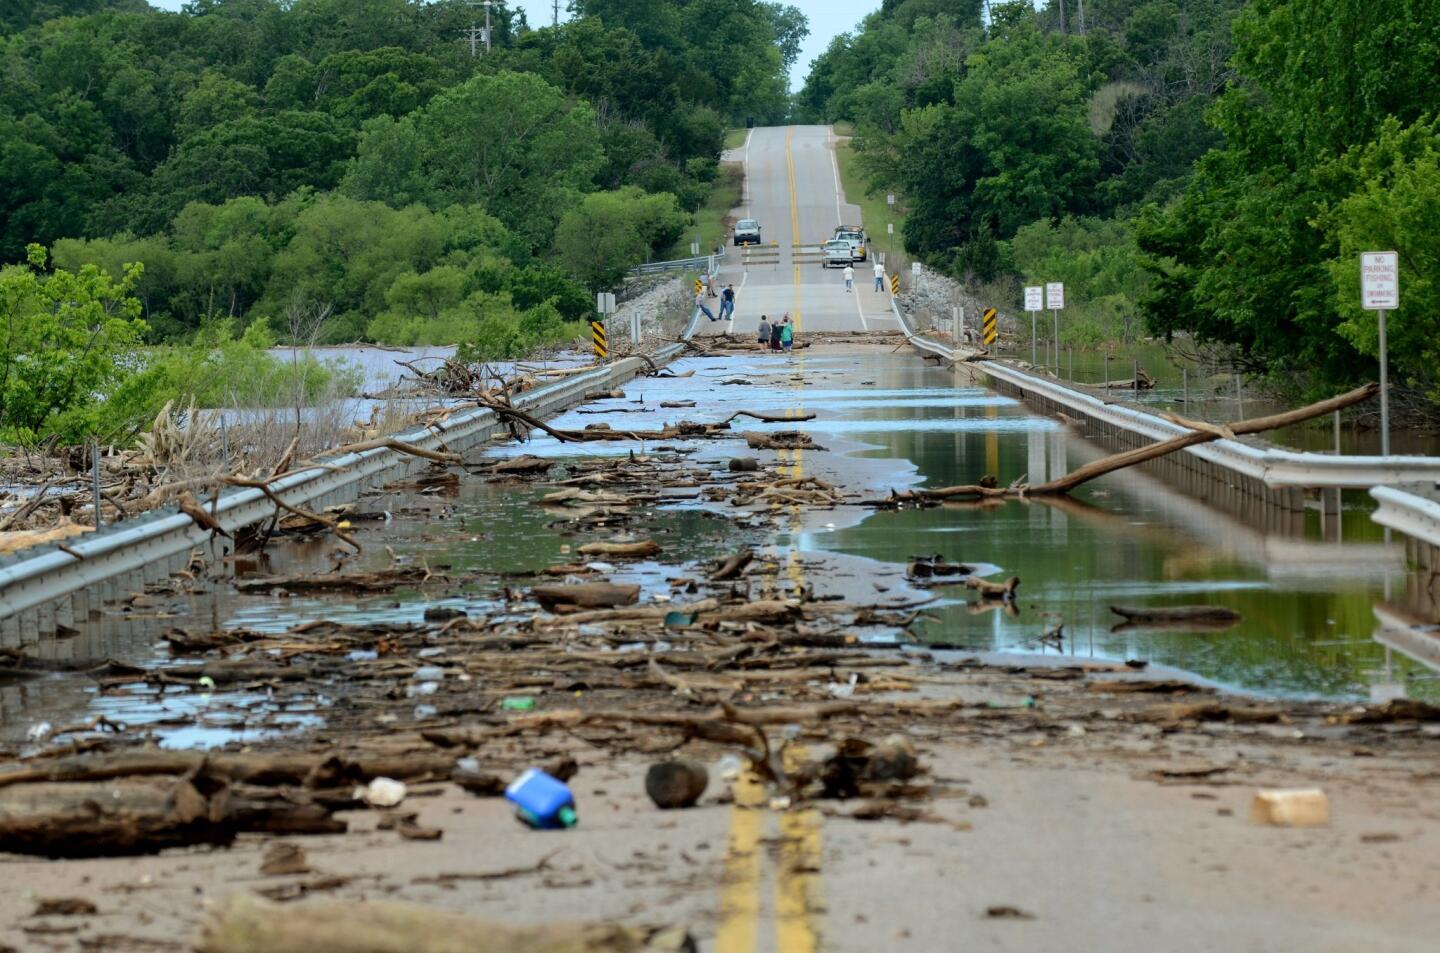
xmin=715 ymin=379 xmax=821 ymax=952
xmin=785 ymin=127 xmax=803 ymax=333
xmin=715 ymin=774 xmax=822 ymax=953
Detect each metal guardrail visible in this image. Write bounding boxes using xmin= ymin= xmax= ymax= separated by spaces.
xmin=1370 ymin=486 xmax=1440 ymax=547
xmin=631 ymin=246 xmax=726 ymax=276
xmin=0 ymin=340 xmax=691 ymax=637
xmin=891 ymin=297 xmax=1440 ymax=494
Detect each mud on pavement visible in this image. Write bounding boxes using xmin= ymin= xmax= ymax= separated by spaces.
xmin=2 ymin=346 xmax=1439 ymax=953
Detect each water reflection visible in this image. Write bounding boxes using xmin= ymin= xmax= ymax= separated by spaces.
xmin=799 ymin=353 xmax=1433 ymax=701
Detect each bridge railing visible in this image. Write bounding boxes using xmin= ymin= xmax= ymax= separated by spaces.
xmin=889 ymin=294 xmax=1440 ymax=498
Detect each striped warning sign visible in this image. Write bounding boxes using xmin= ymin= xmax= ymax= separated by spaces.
xmin=888 ymin=273 xmax=900 ymax=295
xmin=694 ymin=278 xmax=703 ymax=295
xmin=982 ymin=307 xmax=998 ymax=346
xmin=591 ymin=319 xmax=607 ymax=360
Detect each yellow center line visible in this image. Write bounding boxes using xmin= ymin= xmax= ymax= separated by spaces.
xmin=786 ymin=127 xmax=803 ymax=332
xmin=715 ymin=772 xmax=767 ymax=953
xmin=777 ymin=746 xmax=822 ymax=953
xmin=716 ymin=130 xmax=823 ymax=953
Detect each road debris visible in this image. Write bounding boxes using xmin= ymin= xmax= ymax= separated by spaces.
xmin=645 ymin=760 xmax=709 ymax=809
xmin=197 ymin=894 xmax=696 ymax=953
xmin=1251 ymin=789 xmax=1330 ymax=827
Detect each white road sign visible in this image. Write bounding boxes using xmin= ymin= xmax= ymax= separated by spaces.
xmin=911 ymin=261 xmax=921 ymax=275
xmin=1024 ymin=286 xmax=1043 ymax=311
xmin=1361 ymin=251 xmax=1399 ymax=310
xmin=1045 ymin=282 xmax=1064 ymax=310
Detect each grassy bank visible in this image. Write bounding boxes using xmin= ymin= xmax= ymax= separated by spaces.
xmin=723 ymin=127 xmax=749 ymax=151
xmin=834 ymin=136 xmax=907 ymax=271
xmin=665 ymin=162 xmax=743 ymax=260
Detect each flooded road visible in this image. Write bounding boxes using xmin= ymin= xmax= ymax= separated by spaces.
xmin=4 ymin=346 xmax=1437 ymax=749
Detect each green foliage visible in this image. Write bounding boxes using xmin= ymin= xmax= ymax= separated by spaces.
xmin=1139 ymin=0 xmax=1440 ymax=396
xmin=878 ymin=24 xmax=1100 ymax=258
xmin=553 ymin=188 xmax=688 ymax=292
xmin=0 ymin=245 xmax=147 ymax=441
xmin=1320 ymin=117 xmax=1440 ymax=401
xmin=345 ymin=71 xmax=603 ymax=247
xmin=1009 ymin=217 xmax=1152 ymax=345
xmin=1 ymin=0 xmax=803 ymax=368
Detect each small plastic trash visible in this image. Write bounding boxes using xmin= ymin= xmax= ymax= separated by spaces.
xmin=501 ymin=696 xmax=536 ymax=712
xmin=346 ymin=649 xmax=379 ymax=662
xmin=716 ymin=754 xmax=744 ymax=781
xmin=408 ymin=681 xmax=439 ymax=697
xmin=505 ymin=768 xmax=577 ymax=829
xmin=356 ymin=777 xmax=407 ymax=808
xmin=413 ymin=704 xmax=437 ymax=719
xmin=26 ymin=722 xmax=52 ymax=743
xmin=197 ymin=676 xmax=216 ymax=689
xmin=663 ymin=610 xmax=698 ymax=628
xmin=412 ymin=666 xmax=446 ymax=681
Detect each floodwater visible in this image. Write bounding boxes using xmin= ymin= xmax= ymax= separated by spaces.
xmin=4 ymin=347 xmax=1438 ymax=749
xmin=990 ymin=339 xmax=1440 ymax=456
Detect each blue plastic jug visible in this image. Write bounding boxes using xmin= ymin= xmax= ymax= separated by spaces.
xmin=505 ymin=768 xmax=578 ymax=829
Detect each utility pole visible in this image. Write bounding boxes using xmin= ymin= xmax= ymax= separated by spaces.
xmin=553 ymin=0 xmax=559 ymax=27
xmin=462 ymin=0 xmax=503 ymax=56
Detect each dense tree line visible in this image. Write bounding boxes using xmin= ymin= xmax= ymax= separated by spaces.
xmin=802 ymin=0 xmax=1440 ymax=408
xmin=1 ymin=0 xmax=803 ymax=345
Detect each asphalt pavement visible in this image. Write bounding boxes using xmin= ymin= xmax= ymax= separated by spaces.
xmin=698 ymin=125 xmax=898 ymax=338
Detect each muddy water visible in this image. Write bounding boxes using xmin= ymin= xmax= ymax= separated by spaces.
xmin=3 ymin=347 xmax=1437 ymax=748
xmin=991 ymin=339 xmax=1440 ymax=456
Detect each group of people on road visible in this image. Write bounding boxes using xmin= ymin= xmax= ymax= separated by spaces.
xmin=756 ymin=314 xmax=793 ymax=354
xmin=696 ymin=282 xmax=737 ymax=322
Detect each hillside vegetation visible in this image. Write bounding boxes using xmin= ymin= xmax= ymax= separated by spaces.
xmin=801 ymin=0 xmax=1440 ymax=413
xmin=0 ymin=0 xmax=804 ymax=443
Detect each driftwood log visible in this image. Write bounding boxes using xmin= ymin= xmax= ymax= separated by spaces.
xmin=1110 ymin=605 xmax=1242 ymax=624
xmin=198 ymin=894 xmax=696 ymax=953
xmin=531 ymin=583 xmax=641 ymax=610
xmin=872 ymin=383 xmax=1378 ymax=506
xmin=577 ymin=540 xmax=661 ymax=557
xmin=0 ymin=778 xmax=342 ymax=857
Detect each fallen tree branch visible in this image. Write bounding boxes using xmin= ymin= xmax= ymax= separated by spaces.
xmin=222 ymin=476 xmax=361 ymax=552
xmin=871 ymin=383 xmax=1378 ymax=505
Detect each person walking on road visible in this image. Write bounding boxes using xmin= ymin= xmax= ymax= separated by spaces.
xmin=873 ymin=261 xmax=885 ymax=292
xmin=843 ymin=264 xmax=855 ymax=292
xmin=780 ymin=315 xmax=794 ymax=356
xmin=696 ymin=290 xmax=717 ymax=322
xmin=706 ymin=273 xmax=717 ymax=297
xmin=757 ymin=315 xmax=771 ymax=345
xmin=719 ymin=283 xmax=736 ymax=321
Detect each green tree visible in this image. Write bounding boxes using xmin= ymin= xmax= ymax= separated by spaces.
xmin=553 ymin=187 xmax=686 ymax=291
xmin=0 ymin=245 xmax=147 ymax=439
xmin=1321 ymin=117 xmax=1440 ymax=401
xmin=345 ymin=71 xmax=602 ymax=247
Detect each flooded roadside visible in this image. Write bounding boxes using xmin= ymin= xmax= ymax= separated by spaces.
xmin=4 ymin=345 xmax=1435 ymax=756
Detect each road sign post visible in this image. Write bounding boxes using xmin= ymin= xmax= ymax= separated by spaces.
xmin=1024 ymin=286 xmax=1043 ymax=367
xmin=1045 ymin=282 xmax=1064 ymax=371
xmin=1361 ymin=251 xmax=1398 ymax=456
xmin=981 ymin=307 xmax=998 ymax=349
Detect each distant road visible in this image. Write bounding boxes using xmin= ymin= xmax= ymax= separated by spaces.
xmin=699 ymin=125 xmax=898 ymax=337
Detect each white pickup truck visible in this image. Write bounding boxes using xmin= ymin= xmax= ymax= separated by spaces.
xmin=821 ymin=239 xmax=854 ymax=268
